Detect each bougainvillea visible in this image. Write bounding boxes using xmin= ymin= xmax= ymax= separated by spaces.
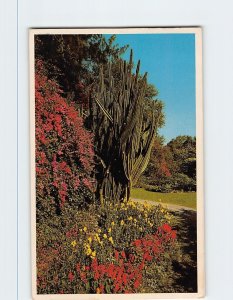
xmin=35 ymin=59 xmax=94 ymax=217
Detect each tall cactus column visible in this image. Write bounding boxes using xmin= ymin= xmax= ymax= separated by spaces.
xmin=89 ymin=50 xmax=162 ymax=205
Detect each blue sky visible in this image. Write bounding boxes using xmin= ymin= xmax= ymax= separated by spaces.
xmin=105 ymin=34 xmax=196 ymax=143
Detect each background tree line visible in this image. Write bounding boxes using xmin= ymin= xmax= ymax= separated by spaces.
xmin=137 ymin=135 xmax=196 ymax=192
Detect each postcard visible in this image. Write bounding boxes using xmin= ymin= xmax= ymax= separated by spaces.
xmin=30 ymin=27 xmax=204 ymax=299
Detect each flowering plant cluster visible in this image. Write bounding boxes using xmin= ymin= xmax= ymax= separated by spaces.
xmin=35 ymin=60 xmax=94 ymax=217
xmin=37 ymin=202 xmax=179 ymax=294
xmin=67 ymin=223 xmax=176 ymax=294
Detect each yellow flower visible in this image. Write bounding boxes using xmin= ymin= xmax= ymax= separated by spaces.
xmin=79 ymin=229 xmax=83 ymax=232
xmin=71 ymin=240 xmax=77 ymax=247
xmin=88 ymin=237 xmax=92 ymax=243
xmin=130 ymin=202 xmax=136 ymax=208
xmin=95 ymin=234 xmax=101 ymax=243
xmin=91 ymin=251 xmax=96 ymax=258
xmin=128 ymin=216 xmax=133 ymax=221
xmin=103 ymin=234 xmax=107 ymax=239
xmin=134 ymin=218 xmax=137 ymax=223
xmin=97 ymin=228 xmax=101 ymax=233
xmin=109 ymin=237 xmax=114 ymax=244
xmin=108 ymin=228 xmax=112 ymax=233
xmin=86 ymin=248 xmax=92 ymax=256
xmin=84 ymin=243 xmax=92 ymax=256
xmin=111 ymin=221 xmax=115 ymax=226
xmin=120 ymin=220 xmax=124 ymax=226
xmin=83 ymin=226 xmax=87 ymax=232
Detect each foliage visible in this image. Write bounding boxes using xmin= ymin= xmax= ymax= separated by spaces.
xmin=138 ymin=135 xmax=196 ymax=192
xmin=167 ymin=135 xmax=196 ymax=181
xmin=35 ymin=34 xmax=128 ymax=110
xmin=35 ymin=60 xmax=95 ymax=218
xmin=37 ymin=201 xmax=180 ymax=294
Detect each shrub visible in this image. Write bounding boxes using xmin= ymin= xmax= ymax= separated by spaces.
xmin=171 ymin=173 xmax=196 ymax=192
xmin=35 ymin=60 xmax=95 ymax=219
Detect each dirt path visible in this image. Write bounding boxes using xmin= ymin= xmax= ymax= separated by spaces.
xmin=131 ymin=198 xmax=196 ymax=212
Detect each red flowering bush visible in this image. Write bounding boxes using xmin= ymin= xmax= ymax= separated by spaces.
xmin=35 ymin=60 xmax=94 ymax=217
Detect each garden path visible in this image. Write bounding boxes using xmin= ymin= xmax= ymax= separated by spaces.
xmin=131 ymin=198 xmax=196 ymax=211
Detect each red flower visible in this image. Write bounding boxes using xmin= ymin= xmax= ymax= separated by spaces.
xmin=115 ymin=250 xmax=119 ymax=260
xmin=68 ymin=271 xmax=74 ymax=282
xmin=80 ymin=272 xmax=87 ymax=284
xmin=139 ymin=261 xmax=145 ymax=270
xmin=98 ymin=264 xmax=106 ymax=276
xmin=143 ymin=252 xmax=153 ymax=261
xmin=106 ymin=264 xmax=115 ymax=279
xmin=170 ymin=230 xmax=177 ymax=239
xmin=134 ymin=279 xmax=140 ymax=289
xmin=134 ymin=239 xmax=142 ymax=248
xmin=129 ymin=254 xmax=135 ymax=263
xmin=76 ymin=263 xmax=81 ymax=272
xmin=114 ymin=283 xmax=120 ymax=293
xmin=94 ymin=271 xmax=100 ymax=280
xmin=122 ymin=273 xmax=128 ymax=285
xmin=121 ymin=251 xmax=126 ymax=259
xmin=91 ymin=258 xmax=98 ymax=271
xmin=162 ymin=223 xmax=172 ymax=233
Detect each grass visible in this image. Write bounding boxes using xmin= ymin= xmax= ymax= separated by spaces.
xmin=131 ymin=188 xmax=196 ymax=210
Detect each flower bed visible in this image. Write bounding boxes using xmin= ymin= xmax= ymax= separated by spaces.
xmin=37 ymin=201 xmax=180 ymax=294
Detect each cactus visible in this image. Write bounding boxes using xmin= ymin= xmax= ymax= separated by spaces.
xmin=89 ymin=50 xmax=163 ymax=204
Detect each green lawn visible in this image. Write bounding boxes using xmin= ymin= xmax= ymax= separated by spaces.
xmin=131 ymin=188 xmax=196 ymax=209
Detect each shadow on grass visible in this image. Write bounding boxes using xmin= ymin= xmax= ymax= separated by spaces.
xmin=172 ymin=209 xmax=197 ymax=293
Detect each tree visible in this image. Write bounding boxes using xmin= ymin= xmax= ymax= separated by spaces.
xmin=138 ymin=135 xmax=196 ymax=192
xmin=35 ymin=34 xmax=128 ymax=113
xmin=167 ymin=136 xmax=196 ymax=181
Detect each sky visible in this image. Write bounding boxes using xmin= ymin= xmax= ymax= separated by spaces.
xmin=105 ymin=34 xmax=196 ymax=143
